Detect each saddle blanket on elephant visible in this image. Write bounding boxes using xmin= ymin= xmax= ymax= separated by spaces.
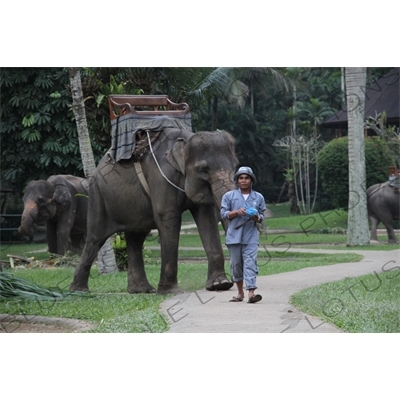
xmin=388 ymin=176 xmax=400 ymax=191
xmin=108 ymin=113 xmax=192 ymax=162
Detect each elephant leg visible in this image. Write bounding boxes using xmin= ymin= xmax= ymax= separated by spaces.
xmin=376 ymin=208 xmax=398 ymax=243
xmin=46 ymin=221 xmax=59 ymax=255
xmin=382 ymin=222 xmax=398 ymax=243
xmin=69 ymin=234 xmax=85 ymax=255
xmin=57 ymin=230 xmax=71 ymax=255
xmin=369 ymin=215 xmax=379 ymax=241
xmin=156 ymin=214 xmax=182 ymax=294
xmin=69 ymin=234 xmax=107 ymax=291
xmin=125 ymin=231 xmax=156 ymax=294
xmin=56 ymin=215 xmax=73 ymax=255
xmin=192 ymin=206 xmax=233 ymax=291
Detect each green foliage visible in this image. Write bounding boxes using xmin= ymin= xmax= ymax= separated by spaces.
xmin=112 ymin=233 xmax=128 ymax=271
xmin=0 ymin=68 xmax=104 ymax=196
xmin=111 ymin=232 xmax=154 ymax=271
xmin=1 ymin=67 xmax=393 ymax=213
xmin=317 ymin=136 xmax=395 ymax=208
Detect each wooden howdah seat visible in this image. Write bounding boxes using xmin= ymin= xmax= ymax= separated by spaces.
xmin=107 ymin=95 xmax=192 ymax=163
xmin=388 ymin=166 xmax=400 ymax=190
xmin=108 ymin=95 xmax=190 ymax=120
xmin=388 ymin=166 xmax=399 ymax=178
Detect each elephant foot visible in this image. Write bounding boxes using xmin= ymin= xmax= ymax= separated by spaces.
xmin=69 ymin=282 xmax=89 ymax=292
xmin=206 ymin=276 xmax=234 ymax=291
xmin=157 ymin=284 xmax=183 ymax=295
xmin=128 ymin=284 xmax=156 ymax=294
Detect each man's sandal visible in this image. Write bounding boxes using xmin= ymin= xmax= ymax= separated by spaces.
xmin=229 ymin=296 xmax=243 ymax=302
xmin=248 ymin=294 xmax=262 ymax=303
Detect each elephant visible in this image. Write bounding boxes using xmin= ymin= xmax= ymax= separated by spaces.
xmin=367 ymin=176 xmax=400 ymax=243
xmin=70 ymin=128 xmax=239 ymax=294
xmin=18 ymin=175 xmax=88 ymax=255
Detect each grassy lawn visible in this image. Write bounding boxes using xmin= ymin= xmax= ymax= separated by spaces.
xmin=1 ymin=204 xmax=399 ymax=333
xmin=0 ymin=242 xmax=362 ymax=333
xmin=290 ymin=269 xmax=400 ymax=332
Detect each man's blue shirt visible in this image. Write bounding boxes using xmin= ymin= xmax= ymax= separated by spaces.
xmin=221 ymin=188 xmax=266 ymax=245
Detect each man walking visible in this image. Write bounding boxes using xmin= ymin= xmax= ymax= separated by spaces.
xmin=221 ymin=166 xmax=266 ymax=303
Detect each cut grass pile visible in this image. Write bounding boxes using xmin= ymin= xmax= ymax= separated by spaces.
xmin=0 ymin=271 xmax=90 ymax=301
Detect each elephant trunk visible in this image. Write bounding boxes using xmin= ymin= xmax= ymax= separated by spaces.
xmin=211 ymin=172 xmax=235 ymax=206
xmin=211 ymin=172 xmax=235 ymax=232
xmin=18 ymin=200 xmax=38 ymax=237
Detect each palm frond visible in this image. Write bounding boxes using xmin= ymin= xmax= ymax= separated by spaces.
xmin=0 ymin=272 xmax=90 ymax=301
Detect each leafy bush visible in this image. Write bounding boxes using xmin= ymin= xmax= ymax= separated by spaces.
xmin=317 ymin=136 xmax=395 ymax=208
xmin=112 ymin=233 xmax=154 ymax=271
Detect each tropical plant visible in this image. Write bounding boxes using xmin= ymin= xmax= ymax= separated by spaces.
xmin=273 ymin=135 xmax=324 ymax=214
xmin=317 ymin=136 xmax=394 ymax=209
xmin=0 ymin=68 xmax=105 ymax=195
xmin=190 ymin=67 xmax=291 ymax=130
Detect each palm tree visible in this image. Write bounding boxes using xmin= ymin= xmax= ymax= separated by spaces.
xmin=68 ymin=68 xmax=118 ymax=273
xmin=189 ymin=67 xmax=291 ymax=130
xmin=345 ymin=67 xmax=370 ymax=246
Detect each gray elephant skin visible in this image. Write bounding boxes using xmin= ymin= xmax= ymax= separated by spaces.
xmin=70 ymin=128 xmax=239 ymax=294
xmin=18 ymin=175 xmax=88 ymax=255
xmin=367 ymin=178 xmax=400 ymax=243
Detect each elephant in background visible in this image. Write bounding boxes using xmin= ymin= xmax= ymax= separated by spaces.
xmin=367 ymin=176 xmax=400 ymax=243
xmin=70 ymin=128 xmax=238 ymax=294
xmin=18 ymin=175 xmax=88 ymax=255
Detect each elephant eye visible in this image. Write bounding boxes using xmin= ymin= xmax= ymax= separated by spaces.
xmin=37 ymin=197 xmax=46 ymax=205
xmin=195 ymin=161 xmax=209 ymax=174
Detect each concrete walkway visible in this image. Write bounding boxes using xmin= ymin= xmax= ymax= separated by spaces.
xmin=160 ymin=248 xmax=400 ymax=333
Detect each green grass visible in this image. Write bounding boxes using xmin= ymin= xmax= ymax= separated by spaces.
xmin=290 ymin=269 xmax=400 ymax=332
xmin=0 ymin=246 xmax=362 ymax=332
xmin=1 ymin=205 xmax=399 ymax=332
xmin=1 ymin=243 xmax=49 ymax=262
xmin=266 ymin=204 xmax=349 ymax=230
xmin=0 ymin=267 xmax=168 ymax=332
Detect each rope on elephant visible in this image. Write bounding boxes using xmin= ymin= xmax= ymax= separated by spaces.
xmin=133 ymin=130 xmax=161 ymax=160
xmin=146 ymin=130 xmax=185 ymax=193
xmin=108 ymin=113 xmax=192 ymax=162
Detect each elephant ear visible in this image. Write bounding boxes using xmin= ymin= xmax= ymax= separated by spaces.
xmin=52 ymin=184 xmax=71 ymax=212
xmin=167 ymin=137 xmax=187 ymax=175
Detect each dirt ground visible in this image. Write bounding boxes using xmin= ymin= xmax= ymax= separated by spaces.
xmin=0 ymin=314 xmax=93 ymax=333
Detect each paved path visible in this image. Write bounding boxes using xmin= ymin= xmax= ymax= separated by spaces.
xmin=160 ymin=248 xmax=400 ymax=333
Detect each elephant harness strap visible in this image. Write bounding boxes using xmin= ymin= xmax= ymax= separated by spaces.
xmin=134 ymin=162 xmax=151 ymax=196
xmin=132 ymin=130 xmax=185 ymax=195
xmin=132 ymin=130 xmax=160 ymax=197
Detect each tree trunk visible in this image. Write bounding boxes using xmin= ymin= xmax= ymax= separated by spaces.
xmin=288 ymin=182 xmax=300 ymax=214
xmin=68 ymin=67 xmax=118 ymax=273
xmin=345 ymin=67 xmax=370 ymax=246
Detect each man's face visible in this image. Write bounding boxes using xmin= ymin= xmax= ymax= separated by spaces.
xmin=237 ymin=174 xmax=252 ymax=190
